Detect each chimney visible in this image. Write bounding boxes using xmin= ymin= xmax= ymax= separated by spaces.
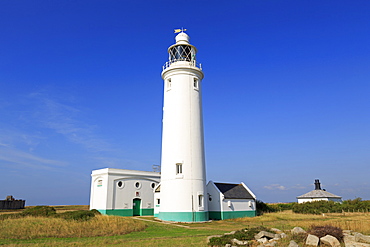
xmin=314 ymin=179 xmax=321 ymax=190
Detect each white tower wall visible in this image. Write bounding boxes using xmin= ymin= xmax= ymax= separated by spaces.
xmin=158 ymin=32 xmax=208 ymax=222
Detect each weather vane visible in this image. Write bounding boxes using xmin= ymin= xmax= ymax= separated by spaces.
xmin=174 ymin=28 xmax=187 ymax=33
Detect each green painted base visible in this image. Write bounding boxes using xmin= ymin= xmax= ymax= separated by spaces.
xmin=158 ymin=211 xmax=209 ymax=222
xmin=141 ymin=208 xmax=154 ymax=216
xmin=98 ymin=209 xmax=133 ymax=216
xmin=97 ymin=208 xmax=154 ymax=217
xmin=209 ymin=210 xmax=256 ymax=220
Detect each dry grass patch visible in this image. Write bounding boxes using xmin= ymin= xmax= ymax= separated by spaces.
xmin=227 ymin=211 xmax=370 ymax=234
xmin=0 ymin=215 xmax=146 ymax=239
xmin=52 ymin=205 xmax=89 ymax=213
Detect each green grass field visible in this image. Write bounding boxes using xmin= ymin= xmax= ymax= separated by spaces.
xmin=1 ymin=206 xmax=370 ymax=246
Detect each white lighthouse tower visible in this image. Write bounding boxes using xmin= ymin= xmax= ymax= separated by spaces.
xmin=158 ymin=30 xmax=208 ymax=222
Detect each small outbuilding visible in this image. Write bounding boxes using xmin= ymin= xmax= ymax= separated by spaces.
xmin=297 ymin=179 xmax=342 ymax=203
xmin=0 ymin=195 xmax=25 ymax=210
xmin=207 ymin=181 xmax=256 ymax=220
xmin=90 ymin=168 xmax=160 ymax=216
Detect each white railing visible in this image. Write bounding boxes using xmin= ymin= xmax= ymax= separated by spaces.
xmin=162 ymin=59 xmax=202 ymax=70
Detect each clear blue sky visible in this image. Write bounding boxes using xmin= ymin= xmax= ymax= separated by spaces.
xmin=1 ymin=1 xmax=369 ymax=205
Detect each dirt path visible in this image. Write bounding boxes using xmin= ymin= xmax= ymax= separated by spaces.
xmin=133 ymin=216 xmax=191 ymax=228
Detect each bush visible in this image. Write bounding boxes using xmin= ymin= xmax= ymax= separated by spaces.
xmin=292 ymin=198 xmax=370 ymax=214
xmin=256 ymin=200 xmax=277 ymax=215
xmin=243 ymin=226 xmax=271 ymax=239
xmin=90 ymin=209 xmax=101 ymax=215
xmin=1 ymin=206 xmax=100 ymax=222
xmin=274 ymin=202 xmax=297 ymax=211
xmin=56 ymin=210 xmax=99 ymax=221
xmin=21 ymin=206 xmax=56 ymax=217
xmin=308 ymin=225 xmax=343 ymax=241
xmin=208 ymin=235 xmax=233 ymax=246
xmin=208 ymin=226 xmax=271 ymax=246
xmin=292 ymin=201 xmax=342 ymax=214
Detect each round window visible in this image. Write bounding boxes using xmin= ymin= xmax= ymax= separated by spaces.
xmin=135 ymin=182 xmax=140 ymax=188
xmin=151 ymin=182 xmax=156 ymax=189
xmin=117 ymin=181 xmax=124 ymax=188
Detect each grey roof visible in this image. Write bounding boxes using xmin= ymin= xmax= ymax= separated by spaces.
xmin=214 ymin=183 xmax=254 ymax=199
xmin=297 ymin=189 xmax=341 ymax=199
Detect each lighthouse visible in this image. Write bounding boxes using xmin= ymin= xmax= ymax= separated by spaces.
xmin=158 ymin=30 xmax=208 ymax=222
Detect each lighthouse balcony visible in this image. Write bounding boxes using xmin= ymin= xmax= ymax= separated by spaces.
xmin=162 ymin=60 xmax=202 ymax=71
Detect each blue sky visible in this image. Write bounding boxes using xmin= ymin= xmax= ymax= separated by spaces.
xmin=1 ymin=1 xmax=369 ymax=205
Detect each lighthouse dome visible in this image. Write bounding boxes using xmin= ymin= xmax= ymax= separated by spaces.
xmin=175 ymin=32 xmax=190 ymax=44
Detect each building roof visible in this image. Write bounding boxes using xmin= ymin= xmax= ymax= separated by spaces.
xmin=297 ymin=179 xmax=342 ymax=199
xmin=91 ymin=168 xmax=160 ymax=178
xmin=214 ymin=182 xmax=255 ymax=199
xmin=297 ymin=189 xmax=342 ymax=199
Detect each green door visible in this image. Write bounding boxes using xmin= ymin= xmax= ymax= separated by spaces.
xmin=133 ymin=199 xmax=141 ymax=216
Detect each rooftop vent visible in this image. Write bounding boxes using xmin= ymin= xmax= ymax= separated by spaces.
xmin=314 ymin=179 xmax=322 ymax=190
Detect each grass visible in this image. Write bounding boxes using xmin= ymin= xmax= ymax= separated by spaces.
xmin=1 ymin=207 xmax=369 ymax=246
xmin=0 ymin=205 xmax=88 ymax=215
xmin=0 ymin=215 xmax=146 ymax=240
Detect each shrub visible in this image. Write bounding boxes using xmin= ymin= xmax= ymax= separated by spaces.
xmin=256 ymin=200 xmax=277 ymax=215
xmin=308 ymin=225 xmax=343 ymax=241
xmin=208 ymin=226 xmax=271 ymax=246
xmin=90 ymin=209 xmax=101 ymax=215
xmin=208 ymin=235 xmax=233 ymax=246
xmin=56 ymin=210 xmax=98 ymax=221
xmin=21 ymin=206 xmax=56 ymax=217
xmin=274 ymin=202 xmax=297 ymax=211
xmin=292 ymin=201 xmax=342 ymax=214
xmin=292 ymin=199 xmax=370 ymax=214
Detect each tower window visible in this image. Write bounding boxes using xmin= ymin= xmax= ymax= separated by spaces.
xmin=193 ymin=78 xmax=199 ymax=90
xmin=198 ymin=195 xmax=204 ymax=207
xmin=167 ymin=78 xmax=172 ymax=90
xmin=176 ymin=163 xmax=183 ymax=174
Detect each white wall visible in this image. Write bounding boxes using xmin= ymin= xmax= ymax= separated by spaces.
xmin=207 ymin=181 xmax=222 ymax=212
xmin=90 ymin=168 xmax=160 ymax=211
xmin=221 ymin=199 xmax=255 ymax=212
xmin=90 ymin=173 xmax=108 ymax=210
xmin=298 ymin=197 xmax=342 ymax=204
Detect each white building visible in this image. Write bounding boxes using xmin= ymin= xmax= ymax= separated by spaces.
xmin=157 ymin=31 xmax=208 ymax=222
xmin=90 ymin=168 xmax=160 ymax=216
xmin=207 ymin=181 xmax=256 ymax=220
xmin=297 ymin=179 xmax=342 ymax=203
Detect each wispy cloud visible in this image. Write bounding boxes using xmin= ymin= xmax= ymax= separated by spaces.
xmin=0 ymin=145 xmax=66 ymax=171
xmin=264 ymin=184 xmax=287 ymax=190
xmin=27 ymin=91 xmax=116 ymax=154
xmin=0 ymin=128 xmax=43 ymax=151
xmin=291 ymin=184 xmax=307 ymax=189
xmin=264 ymin=183 xmax=309 ymax=191
xmin=0 ymin=89 xmax=127 ymax=171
